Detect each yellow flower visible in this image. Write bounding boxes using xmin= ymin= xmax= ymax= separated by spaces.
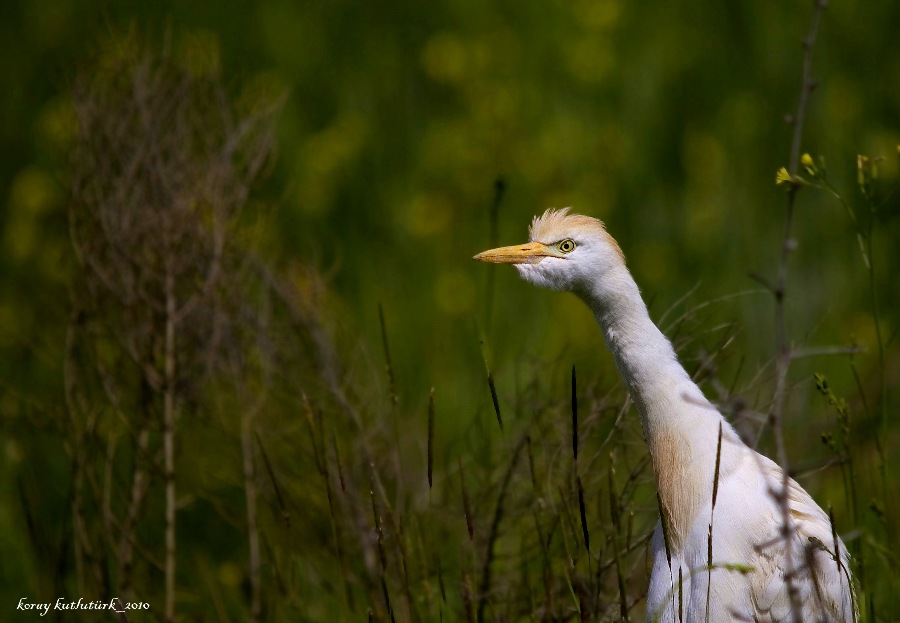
xmin=775 ymin=167 xmax=792 ymax=185
xmin=800 ymin=153 xmax=817 ymax=176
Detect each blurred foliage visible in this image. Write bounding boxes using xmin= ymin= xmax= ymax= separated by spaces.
xmin=1 ymin=0 xmax=899 ymax=620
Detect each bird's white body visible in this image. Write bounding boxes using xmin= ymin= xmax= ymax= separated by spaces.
xmin=475 ymin=209 xmax=854 ymax=622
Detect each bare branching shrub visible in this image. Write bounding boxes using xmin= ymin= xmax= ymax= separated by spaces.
xmin=67 ymin=32 xmax=283 ymax=621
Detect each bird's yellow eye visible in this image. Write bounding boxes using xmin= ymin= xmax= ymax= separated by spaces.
xmin=557 ymin=239 xmax=576 ymax=254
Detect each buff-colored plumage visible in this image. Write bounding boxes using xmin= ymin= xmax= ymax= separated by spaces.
xmin=475 ymin=208 xmax=855 ymax=622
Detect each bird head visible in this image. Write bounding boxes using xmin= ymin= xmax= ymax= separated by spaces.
xmin=474 ymin=208 xmax=624 ymax=295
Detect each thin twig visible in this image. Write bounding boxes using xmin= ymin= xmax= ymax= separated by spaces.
xmin=769 ymin=3 xmax=828 ymax=621
xmin=163 ymin=262 xmax=177 ymax=623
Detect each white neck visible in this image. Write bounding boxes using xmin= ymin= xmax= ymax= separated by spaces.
xmin=580 ymin=262 xmax=724 ymax=549
xmin=581 ymin=264 xmax=693 ymax=416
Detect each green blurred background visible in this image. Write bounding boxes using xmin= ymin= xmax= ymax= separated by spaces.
xmin=1 ymin=0 xmax=898 ymax=620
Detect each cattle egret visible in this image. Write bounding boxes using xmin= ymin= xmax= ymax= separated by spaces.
xmin=474 ymin=208 xmax=854 ymax=622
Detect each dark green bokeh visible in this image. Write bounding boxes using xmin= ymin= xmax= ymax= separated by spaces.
xmin=1 ymin=0 xmax=898 ymax=620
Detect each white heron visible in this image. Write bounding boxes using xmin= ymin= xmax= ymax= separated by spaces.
xmin=474 ymin=208 xmax=854 ymax=622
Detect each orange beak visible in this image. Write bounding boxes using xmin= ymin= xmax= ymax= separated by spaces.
xmin=473 ymin=241 xmax=556 ymax=264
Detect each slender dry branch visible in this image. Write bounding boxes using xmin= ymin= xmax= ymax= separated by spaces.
xmin=769 ymin=3 xmax=828 ymax=621
xmin=242 ymin=410 xmax=262 ymax=622
xmin=163 ymin=263 xmax=177 ymax=623
xmin=117 ymin=427 xmax=150 ymax=597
